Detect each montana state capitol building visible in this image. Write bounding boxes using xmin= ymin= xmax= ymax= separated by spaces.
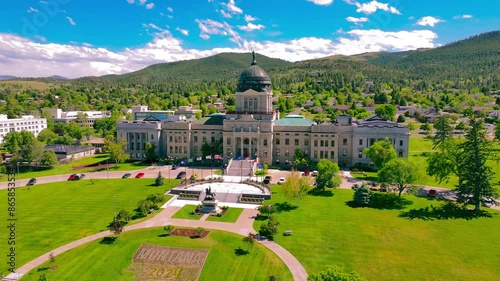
xmin=117 ymin=53 xmax=410 ymax=169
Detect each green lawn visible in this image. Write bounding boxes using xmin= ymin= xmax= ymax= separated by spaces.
xmin=20 ymin=228 xmax=292 ymax=281
xmin=0 ymin=154 xmax=148 ymax=181
xmin=0 ymin=179 xmax=178 ymax=276
xmin=172 ymin=204 xmax=202 ymax=220
xmin=254 ymin=186 xmax=500 ymax=280
xmin=353 ymin=137 xmax=500 ymax=189
xmin=206 ymin=208 xmax=244 ymax=222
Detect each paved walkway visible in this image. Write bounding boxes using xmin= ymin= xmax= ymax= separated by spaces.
xmin=6 ymin=207 xmax=308 ymax=281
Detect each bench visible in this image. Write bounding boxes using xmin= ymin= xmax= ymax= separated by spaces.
xmin=284 ymin=230 xmax=293 ymax=236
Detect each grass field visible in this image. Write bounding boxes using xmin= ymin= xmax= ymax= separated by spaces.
xmin=254 ymin=186 xmax=500 ymax=280
xmin=0 ymin=179 xmax=178 ymax=275
xmin=0 ymin=154 xmax=148 ymax=181
xmin=171 ymin=204 xmax=202 ymax=220
xmin=20 ymin=228 xmax=293 ymax=281
xmin=206 ymin=208 xmax=244 ymax=222
xmin=0 ymin=80 xmax=58 ymax=91
xmin=353 ymin=137 xmax=500 ymax=189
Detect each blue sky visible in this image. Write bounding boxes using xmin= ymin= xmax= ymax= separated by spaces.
xmin=0 ymin=0 xmax=498 ymax=77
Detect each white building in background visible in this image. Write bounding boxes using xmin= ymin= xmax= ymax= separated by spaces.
xmin=0 ymin=115 xmax=47 ymax=144
xmin=48 ymin=108 xmax=111 ymax=127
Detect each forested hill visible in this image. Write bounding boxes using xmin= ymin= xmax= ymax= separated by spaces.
xmin=95 ymin=52 xmax=292 ymax=85
xmin=366 ymin=31 xmax=500 ymax=82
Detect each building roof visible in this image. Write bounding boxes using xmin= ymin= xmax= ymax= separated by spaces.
xmin=354 ymin=115 xmax=407 ymax=128
xmin=275 ymin=115 xmax=316 ymax=126
xmin=195 ymin=115 xmax=225 ymax=126
xmin=44 ymin=145 xmax=95 ymax=155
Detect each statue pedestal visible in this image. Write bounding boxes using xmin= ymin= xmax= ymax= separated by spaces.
xmin=198 ymin=199 xmax=222 ymax=214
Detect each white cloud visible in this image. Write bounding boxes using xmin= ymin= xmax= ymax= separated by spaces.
xmin=40 ymin=1 xmax=48 ymax=4
xmin=346 ymin=16 xmax=368 ymax=24
xmin=27 ymin=7 xmax=39 ymax=13
xmin=225 ymin=0 xmax=242 ymax=14
xmin=453 ymin=14 xmax=472 ymax=19
xmin=345 ymin=0 xmax=401 ymax=15
xmin=416 ymin=16 xmax=444 ymax=27
xmin=306 ymin=0 xmax=333 ymax=6
xmin=126 ymin=0 xmax=134 ymax=3
xmin=167 ymin=7 xmax=173 ymax=12
xmin=238 ymin=23 xmax=265 ymax=32
xmin=176 ymin=27 xmax=189 ymax=36
xmin=221 ymin=10 xmax=232 ymax=18
xmin=244 ymin=15 xmax=258 ymax=22
xmin=167 ymin=15 xmax=173 ymax=19
xmin=34 ymin=35 xmax=47 ymax=42
xmin=0 ymin=29 xmax=438 ymax=78
xmin=139 ymin=0 xmax=147 ymax=4
xmin=145 ymin=3 xmax=155 ymax=9
xmin=195 ymin=19 xmax=242 ymax=45
xmin=66 ymin=16 xmax=76 ymax=26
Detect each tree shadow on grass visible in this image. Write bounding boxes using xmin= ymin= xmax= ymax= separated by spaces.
xmin=346 ymin=193 xmax=413 ymax=210
xmin=234 ymin=247 xmax=249 ymax=256
xmin=255 ymin=214 xmax=269 ymax=221
xmin=99 ymin=236 xmax=117 ymax=244
xmin=399 ymin=202 xmax=495 ymax=221
xmin=275 ymin=202 xmax=298 ymax=212
xmin=308 ymin=188 xmax=334 ymax=197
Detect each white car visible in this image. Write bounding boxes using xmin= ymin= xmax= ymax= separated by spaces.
xmin=311 ymin=171 xmax=318 ymax=177
xmin=277 ymin=177 xmax=286 ymax=184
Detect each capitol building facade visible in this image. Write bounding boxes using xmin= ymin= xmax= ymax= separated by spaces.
xmin=117 ymin=53 xmax=410 ymax=169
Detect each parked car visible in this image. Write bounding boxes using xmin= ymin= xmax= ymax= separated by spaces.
xmin=171 ymin=164 xmax=179 ymax=170
xmin=428 ymin=189 xmax=437 ymax=197
xmin=68 ymin=174 xmax=78 ymax=181
xmin=135 ymin=172 xmax=145 ymax=178
xmin=122 ymin=173 xmax=131 ymax=179
xmin=311 ymin=171 xmax=318 ymax=177
xmin=176 ymin=171 xmax=186 ymax=179
xmin=277 ymin=177 xmax=286 ymax=184
xmin=263 ymin=175 xmax=272 ymax=184
xmin=26 ymin=178 xmax=37 ymax=186
xmin=302 ymin=170 xmax=310 ymax=176
xmin=78 ymin=174 xmax=86 ymax=179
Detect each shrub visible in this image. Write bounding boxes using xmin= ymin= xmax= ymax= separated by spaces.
xmin=308 ymin=265 xmax=366 ymax=281
xmin=163 ymin=225 xmax=175 ymax=236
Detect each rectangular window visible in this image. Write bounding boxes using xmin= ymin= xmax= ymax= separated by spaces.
xmin=359 ymin=139 xmax=363 ymax=146
xmin=276 ymin=138 xmax=280 ymax=145
xmin=295 ymin=139 xmax=299 ymax=146
xmin=131 ymin=143 xmax=134 ymax=150
xmin=399 ymin=150 xmax=403 ymax=157
xmin=304 ymin=139 xmax=309 ymax=146
xmin=325 ymin=140 xmax=328 ymax=147
xmin=285 ymin=139 xmax=290 ymax=145
xmin=227 ymin=138 xmax=231 ymax=145
xmin=358 ymin=150 xmax=363 ymax=158
xmin=330 ymin=151 xmax=334 ymax=159
xmin=203 ymin=137 xmax=207 ymax=143
xmin=320 ymin=140 xmax=324 ymax=147
xmin=342 ymin=149 xmax=347 ymax=156
xmin=151 ymin=134 xmax=154 ymax=140
xmin=184 ymin=136 xmax=187 ymax=143
xmin=169 ymin=146 xmax=173 ymax=153
xmin=285 ymin=149 xmax=289 ymax=157
xmin=304 ymin=149 xmax=309 ymax=156
xmin=343 ymin=138 xmax=347 ymax=145
xmin=314 ymin=140 xmax=318 ymax=147
xmin=175 ymin=146 xmax=178 ymax=153
xmin=400 ymin=140 xmax=403 ymax=146
xmin=184 ymin=146 xmax=187 ymax=154
xmin=227 ymin=148 xmax=231 ymax=156
xmin=370 ymin=138 xmax=375 ymax=146
xmin=276 ymin=148 xmax=280 ymax=156
xmin=314 ymin=150 xmax=318 ymax=158
xmin=263 ymin=139 xmax=268 ymax=146
xmin=169 ymin=136 xmax=172 ymax=142
xmin=320 ymin=151 xmax=324 ymax=158
xmin=331 ymin=140 xmax=335 ymax=147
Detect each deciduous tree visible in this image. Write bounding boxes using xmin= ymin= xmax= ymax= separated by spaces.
xmin=378 ymin=158 xmax=421 ymax=197
xmin=363 ymin=139 xmax=396 ymax=169
xmin=145 ymin=142 xmax=158 ymax=163
xmin=104 ymin=136 xmax=129 ymax=167
xmin=40 ymin=150 xmax=59 ymax=167
xmin=280 ymin=171 xmax=314 ymax=207
xmin=316 ymin=159 xmax=341 ymax=189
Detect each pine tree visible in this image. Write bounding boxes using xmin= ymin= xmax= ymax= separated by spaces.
xmin=432 ymin=115 xmax=453 ymax=152
xmin=456 ymin=115 xmax=498 ymax=211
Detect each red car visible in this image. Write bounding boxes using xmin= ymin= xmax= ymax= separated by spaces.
xmin=135 ymin=172 xmax=145 ymax=178
xmin=68 ymin=174 xmax=77 ymax=181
